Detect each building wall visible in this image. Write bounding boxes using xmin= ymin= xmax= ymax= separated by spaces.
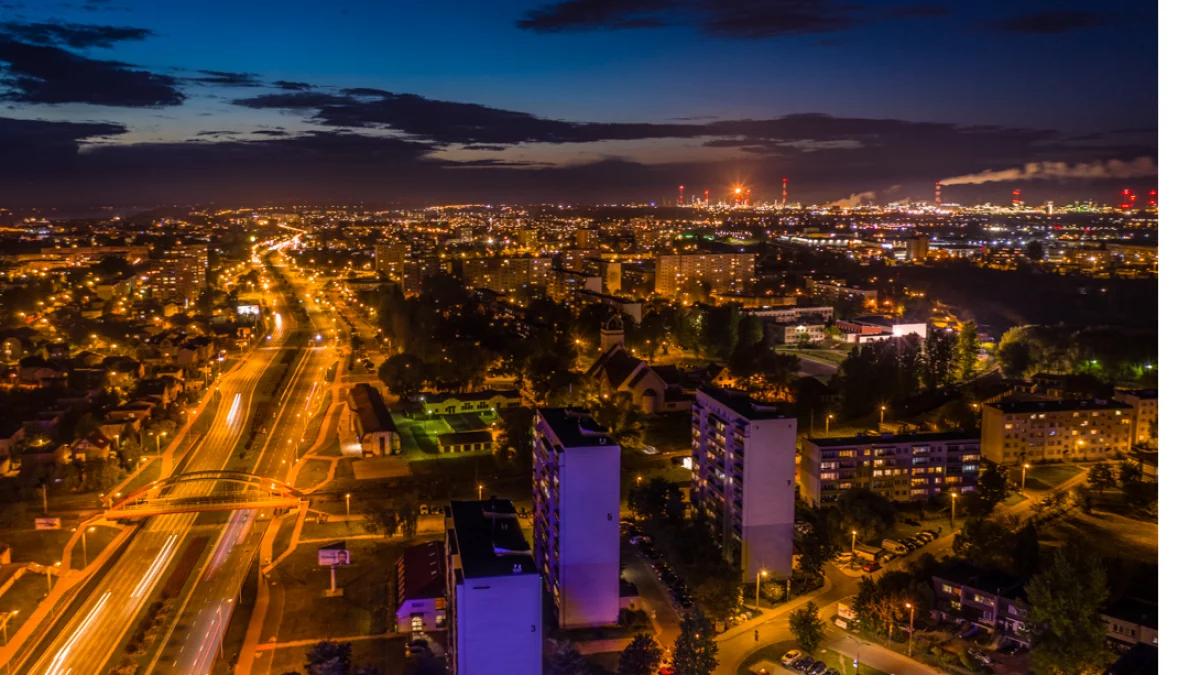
xmin=981 ymin=402 xmax=1133 ymax=465
xmin=691 ymin=390 xmax=796 ymax=582
xmin=655 ymin=253 xmax=755 ymax=297
xmin=453 ymin=573 xmax=543 ymax=675
xmin=799 ymin=435 xmax=981 ymax=505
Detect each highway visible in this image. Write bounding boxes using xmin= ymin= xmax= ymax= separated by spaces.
xmin=18 ymin=237 xmax=321 ymax=675
xmin=144 ymin=250 xmax=341 ymax=674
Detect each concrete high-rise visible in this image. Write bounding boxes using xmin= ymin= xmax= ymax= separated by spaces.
xmin=445 ymin=499 xmax=542 ymax=675
xmin=533 ymin=408 xmax=621 ymax=628
xmin=690 ymin=386 xmax=796 ymax=582
xmin=655 ymin=253 xmax=755 ymax=297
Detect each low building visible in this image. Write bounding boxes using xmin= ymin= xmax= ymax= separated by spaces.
xmin=586 ymin=344 xmax=693 ymax=414
xmin=421 ymin=390 xmax=521 ymax=416
xmin=798 ymin=431 xmax=980 ymax=505
xmin=981 ymin=398 xmax=1133 ymax=465
xmin=445 ymin=499 xmax=542 ymax=675
xmin=437 ymin=431 xmax=495 ymax=454
xmin=1102 ymin=597 xmax=1157 ymax=651
xmin=396 ymin=541 xmax=446 ymax=633
xmin=348 ymin=383 xmax=400 ymax=456
xmin=931 ymin=561 xmax=1030 ymax=648
xmin=1114 ymin=389 xmax=1157 ymax=446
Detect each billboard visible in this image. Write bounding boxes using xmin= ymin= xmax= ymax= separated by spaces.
xmin=318 ymin=543 xmax=350 ymax=566
xmin=236 ymin=304 xmax=261 ymax=316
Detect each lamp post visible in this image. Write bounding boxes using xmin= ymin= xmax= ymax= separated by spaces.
xmin=826 ymin=414 xmax=833 ymax=435
xmin=879 ymin=405 xmax=886 ymax=427
xmin=850 ymin=529 xmax=858 ymax=567
xmin=905 ymin=602 xmax=915 ymax=656
xmin=845 ymin=636 xmax=868 ymax=674
xmin=344 ymin=493 xmax=350 ymax=517
xmin=756 ymin=570 xmax=766 ymax=609
xmin=950 ymin=492 xmax=958 ymax=528
xmin=2 ymin=609 xmax=17 ymax=644
xmin=82 ymin=526 xmax=95 ymax=567
xmin=156 ymin=431 xmax=166 ymax=453
xmin=1022 ymin=463 xmax=1031 ymax=491
xmin=477 ymin=483 xmax=484 ymax=501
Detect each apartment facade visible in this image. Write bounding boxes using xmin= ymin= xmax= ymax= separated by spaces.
xmin=148 ymin=243 xmax=209 ymax=305
xmin=655 ymin=253 xmax=756 ymax=297
xmin=375 ymin=243 xmax=407 ymax=285
xmin=981 ymin=398 xmax=1133 ymax=465
xmin=932 ymin=562 xmax=1030 ymax=648
xmin=798 ymin=432 xmax=980 ymax=505
xmin=445 ymin=499 xmax=542 ymax=675
xmin=533 ymin=408 xmax=621 ymax=628
xmin=1114 ymin=389 xmax=1158 ymax=446
xmin=690 ymin=386 xmax=796 ymax=582
xmin=461 ymin=257 xmax=552 ymax=294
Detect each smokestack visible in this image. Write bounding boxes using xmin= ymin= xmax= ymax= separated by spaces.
xmin=1012 ymin=189 xmax=1021 ymax=208
xmin=678 ymin=185 xmax=685 ymax=206
xmin=704 ymin=189 xmax=709 ymax=206
xmin=782 ymin=177 xmax=788 ymax=205
xmin=935 ymin=181 xmax=942 ymax=205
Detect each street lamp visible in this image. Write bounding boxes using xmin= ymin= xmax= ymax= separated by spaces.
xmin=1022 ymin=463 xmax=1031 ymax=491
xmin=905 ymin=602 xmax=915 ymax=656
xmin=950 ymin=491 xmax=958 ymax=528
xmin=82 ymin=526 xmax=95 ymax=567
xmin=477 ymin=483 xmax=484 ymax=501
xmin=156 ymin=430 xmax=166 ymax=453
xmin=850 ymin=529 xmax=858 ymax=567
xmin=826 ymin=414 xmax=833 ymax=435
xmin=1 ymin=609 xmax=17 ymax=644
xmin=755 ymin=570 xmax=767 ymax=609
xmin=344 ymin=493 xmax=351 ymax=517
xmin=879 ymin=405 xmax=887 ymax=427
xmin=845 ymin=635 xmax=869 ymax=674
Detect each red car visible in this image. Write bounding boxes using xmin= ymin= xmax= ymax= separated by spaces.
xmin=862 ymin=561 xmax=881 ymax=572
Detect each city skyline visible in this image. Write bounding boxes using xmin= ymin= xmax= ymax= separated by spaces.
xmin=1 ymin=0 xmax=1157 ymax=206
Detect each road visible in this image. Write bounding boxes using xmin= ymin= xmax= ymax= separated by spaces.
xmin=146 ymin=250 xmax=341 ymax=674
xmin=21 ymin=293 xmax=289 ymax=675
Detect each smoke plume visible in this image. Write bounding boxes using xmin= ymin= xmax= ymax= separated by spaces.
xmin=940 ymin=156 xmax=1157 ymax=185
xmin=827 ymin=191 xmax=876 ymax=208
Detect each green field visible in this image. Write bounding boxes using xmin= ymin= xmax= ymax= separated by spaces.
xmin=1024 ymin=465 xmax=1083 ymax=491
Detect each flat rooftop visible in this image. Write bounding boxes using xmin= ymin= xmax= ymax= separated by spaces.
xmin=697 ymin=385 xmax=788 ymax=421
xmin=808 ymin=430 xmax=980 ymax=447
xmin=447 ymin=499 xmax=537 ymax=580
xmin=987 ymin=398 xmax=1132 ymax=414
xmin=536 ymin=408 xmax=614 ymax=448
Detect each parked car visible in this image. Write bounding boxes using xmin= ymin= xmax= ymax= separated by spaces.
xmin=879 ymin=552 xmax=896 ymax=564
xmin=793 ymin=656 xmax=815 ymax=672
xmin=969 ymin=648 xmax=994 ymax=665
xmin=405 ymin=638 xmax=429 ymax=657
xmin=903 ymin=518 xmax=921 ymax=526
xmin=641 ymin=444 xmax=660 ymax=455
xmin=862 ymin=561 xmax=881 ymax=573
xmin=418 ymin=504 xmax=430 ymax=516
xmin=834 ymin=551 xmax=854 ymax=564
xmin=782 ymin=650 xmax=802 ymax=666
xmin=809 ymin=661 xmax=827 ymax=675
xmin=921 ymin=529 xmax=940 ymax=539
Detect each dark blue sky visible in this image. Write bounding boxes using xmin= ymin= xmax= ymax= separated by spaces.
xmin=0 ymin=0 xmax=1157 ymax=206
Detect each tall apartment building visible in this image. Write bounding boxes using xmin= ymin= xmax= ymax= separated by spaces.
xmin=655 ymin=253 xmax=755 ymax=297
xmin=561 ymin=249 xmax=601 ymax=274
xmin=690 ymin=386 xmax=796 ymax=582
xmin=981 ymin=398 xmax=1133 ymax=465
xmin=798 ymin=431 xmax=980 ymax=505
xmin=460 ymin=257 xmax=552 ymax=294
xmin=404 ymin=257 xmax=449 ymax=296
xmin=1114 ymin=389 xmax=1158 ymax=445
xmin=148 ymin=243 xmax=208 ymax=305
xmin=445 ymin=499 xmax=542 ymax=675
xmin=517 ymin=229 xmax=539 ymax=250
xmin=375 ymin=243 xmax=407 ymax=286
xmin=546 ymin=269 xmax=602 ymax=304
xmin=907 ymin=235 xmax=930 ymax=263
xmin=533 ymin=408 xmax=620 ymax=628
xmin=575 ymin=228 xmax=600 ymax=249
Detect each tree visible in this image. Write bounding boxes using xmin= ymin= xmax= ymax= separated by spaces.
xmin=1086 ymin=463 xmax=1115 ymax=495
xmin=921 ymin=328 xmax=957 ymax=391
xmin=305 ymin=640 xmax=352 ymax=675
xmin=693 ymin=570 xmax=742 ymax=623
xmin=546 ymin=639 xmax=589 ymax=675
xmin=955 ymin=321 xmax=981 ymax=381
xmin=832 ymin=488 xmax=896 ymax=543
xmin=953 ymin=517 xmax=1023 ymax=573
xmin=975 ymin=462 xmax=1009 ymax=513
xmin=1117 ymin=460 xmax=1141 ymax=486
xmin=672 ymin=608 xmax=719 ymax=675
xmin=592 ymin=391 xmax=645 ymax=449
xmin=1026 ymin=544 xmax=1113 ymax=675
xmin=628 ymin=477 xmax=683 ymax=524
xmin=377 ymin=353 xmax=428 ymax=399
xmin=361 ymin=496 xmax=419 ymax=538
xmin=618 ymin=633 xmax=663 ymax=675
xmin=793 ymin=506 xmax=836 ymax=580
xmin=788 ymin=602 xmax=827 ymax=654
xmin=1025 ymin=240 xmax=1045 ymax=261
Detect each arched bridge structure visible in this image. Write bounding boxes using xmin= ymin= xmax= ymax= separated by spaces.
xmin=105 ymin=470 xmax=303 ymax=519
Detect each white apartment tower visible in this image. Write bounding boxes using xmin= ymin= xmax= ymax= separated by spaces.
xmin=691 ymin=386 xmax=797 ymax=582
xmin=533 ymin=408 xmax=621 ymax=628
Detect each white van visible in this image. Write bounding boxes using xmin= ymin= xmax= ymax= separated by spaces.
xmin=882 ymin=539 xmax=910 ymax=555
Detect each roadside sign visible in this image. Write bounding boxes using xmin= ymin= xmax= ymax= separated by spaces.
xmin=34 ymin=517 xmax=62 ymax=530
xmin=318 ymin=542 xmax=350 ymax=566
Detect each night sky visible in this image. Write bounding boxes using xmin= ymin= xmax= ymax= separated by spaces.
xmin=0 ymin=0 xmax=1157 ymax=206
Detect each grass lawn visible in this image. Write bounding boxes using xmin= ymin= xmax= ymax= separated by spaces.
xmin=299 ymin=518 xmax=374 ymax=542
xmin=0 ymin=527 xmax=74 ymax=565
xmin=269 ymin=535 xmax=439 ymax=643
xmin=1039 ymin=510 xmax=1158 ymax=565
xmin=264 ymin=635 xmax=411 ymax=674
xmin=296 ymin=457 xmax=335 ymax=491
xmin=0 ymin=572 xmax=50 ymax=635
xmin=1024 ymin=465 xmax=1083 ymax=491
xmin=68 ymin=523 xmax=123 ymax=570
